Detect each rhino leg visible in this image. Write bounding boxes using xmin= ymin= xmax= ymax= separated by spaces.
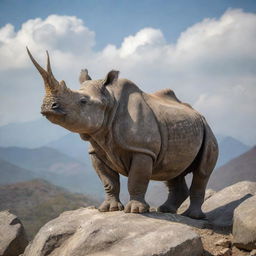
xmin=157 ymin=175 xmax=189 ymax=213
xmin=124 ymin=153 xmax=152 ymax=214
xmin=183 ymin=123 xmax=218 ymax=219
xmin=91 ymin=153 xmax=124 ymax=212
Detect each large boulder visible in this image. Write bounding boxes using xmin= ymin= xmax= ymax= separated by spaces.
xmin=233 ymin=195 xmax=256 ymax=250
xmin=202 ymin=181 xmax=256 ymax=231
xmin=23 ymin=207 xmax=203 ymax=256
xmin=0 ymin=211 xmax=28 ymax=256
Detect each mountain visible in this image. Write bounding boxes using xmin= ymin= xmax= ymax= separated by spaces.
xmin=0 ymin=179 xmax=99 ymax=239
xmin=0 ymin=118 xmax=67 ymax=148
xmin=208 ymin=146 xmax=256 ymax=190
xmin=0 ymin=158 xmax=35 ymax=184
xmin=216 ymin=136 xmax=250 ymax=167
xmin=47 ymin=133 xmax=90 ymax=163
xmin=0 ymin=146 xmax=103 ymax=198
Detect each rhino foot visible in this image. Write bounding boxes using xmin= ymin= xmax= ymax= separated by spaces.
xmin=98 ymin=199 xmax=124 ymax=212
xmin=157 ymin=204 xmax=177 ymax=213
xmin=124 ymin=200 xmax=149 ymax=213
xmin=182 ymin=207 xmax=206 ymax=220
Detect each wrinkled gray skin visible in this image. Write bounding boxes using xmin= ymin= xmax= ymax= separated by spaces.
xmin=27 ymin=48 xmax=218 ymax=219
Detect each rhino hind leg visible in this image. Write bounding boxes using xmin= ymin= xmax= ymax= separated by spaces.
xmin=90 ymin=153 xmax=124 ymax=212
xmin=182 ymin=122 xmax=218 ymax=219
xmin=157 ymin=175 xmax=189 ymax=213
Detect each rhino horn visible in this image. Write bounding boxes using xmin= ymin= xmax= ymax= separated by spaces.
xmin=26 ymin=47 xmax=59 ymax=93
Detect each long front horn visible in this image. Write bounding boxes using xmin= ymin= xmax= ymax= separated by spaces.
xmin=26 ymin=47 xmax=58 ymax=92
xmin=26 ymin=47 xmax=48 ymax=80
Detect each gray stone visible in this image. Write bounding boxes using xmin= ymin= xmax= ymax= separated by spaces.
xmin=214 ymin=238 xmax=231 ymax=248
xmin=250 ymin=249 xmax=256 ymax=256
xmin=216 ymin=248 xmax=232 ymax=256
xmin=202 ymin=181 xmax=256 ymax=230
xmin=23 ymin=207 xmax=203 ymax=256
xmin=233 ymin=195 xmax=256 ymax=250
xmin=0 ymin=211 xmax=28 ymax=256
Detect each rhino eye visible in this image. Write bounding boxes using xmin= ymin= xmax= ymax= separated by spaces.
xmin=80 ymin=97 xmax=87 ymax=104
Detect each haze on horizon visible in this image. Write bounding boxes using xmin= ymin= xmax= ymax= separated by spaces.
xmin=0 ymin=0 xmax=256 ymax=146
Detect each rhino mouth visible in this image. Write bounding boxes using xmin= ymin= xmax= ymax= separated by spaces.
xmin=41 ymin=109 xmax=66 ymax=117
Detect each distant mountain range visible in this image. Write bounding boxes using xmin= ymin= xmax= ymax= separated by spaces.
xmin=47 ymin=133 xmax=90 ymax=163
xmin=208 ymin=146 xmax=256 ymax=190
xmin=0 ymin=158 xmax=35 ymax=185
xmin=0 ymin=179 xmax=99 ymax=240
xmin=216 ymin=136 xmax=250 ymax=167
xmin=0 ymin=118 xmax=67 ymax=148
xmin=0 ymin=146 xmax=103 ymax=198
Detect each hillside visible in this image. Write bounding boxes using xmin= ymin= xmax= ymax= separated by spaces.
xmin=217 ymin=136 xmax=250 ymax=167
xmin=47 ymin=133 xmax=90 ymax=163
xmin=0 ymin=118 xmax=67 ymax=148
xmin=0 ymin=158 xmax=35 ymax=184
xmin=0 ymin=146 xmax=103 ymax=197
xmin=208 ymin=146 xmax=256 ymax=190
xmin=0 ymin=179 xmax=99 ymax=240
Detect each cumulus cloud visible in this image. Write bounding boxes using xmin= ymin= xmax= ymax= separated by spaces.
xmin=0 ymin=9 xmax=255 ymax=145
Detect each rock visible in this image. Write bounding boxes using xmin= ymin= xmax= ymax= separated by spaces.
xmin=214 ymin=238 xmax=231 ymax=248
xmin=216 ymin=248 xmax=232 ymax=256
xmin=202 ymin=181 xmax=256 ymax=231
xmin=0 ymin=211 xmax=28 ymax=256
xmin=233 ymin=195 xmax=256 ymax=250
xmin=23 ymin=207 xmax=203 ymax=256
xmin=178 ymin=189 xmax=216 ymax=214
xmin=250 ymin=249 xmax=256 ymax=256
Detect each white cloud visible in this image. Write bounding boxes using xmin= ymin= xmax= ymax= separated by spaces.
xmin=0 ymin=9 xmax=255 ymax=145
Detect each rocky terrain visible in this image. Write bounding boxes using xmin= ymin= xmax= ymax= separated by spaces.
xmin=1 ymin=181 xmax=255 ymax=256
xmin=0 ymin=179 xmax=98 ymax=240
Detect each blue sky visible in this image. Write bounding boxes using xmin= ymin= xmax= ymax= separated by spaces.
xmin=0 ymin=0 xmax=256 ymax=145
xmin=1 ymin=0 xmax=256 ymax=49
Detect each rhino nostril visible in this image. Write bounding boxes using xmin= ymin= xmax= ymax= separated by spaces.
xmin=51 ymin=102 xmax=60 ymax=109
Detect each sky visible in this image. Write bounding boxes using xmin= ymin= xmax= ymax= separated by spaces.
xmin=0 ymin=0 xmax=256 ymax=145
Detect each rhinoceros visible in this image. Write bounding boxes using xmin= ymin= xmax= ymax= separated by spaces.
xmin=27 ymin=48 xmax=218 ymax=219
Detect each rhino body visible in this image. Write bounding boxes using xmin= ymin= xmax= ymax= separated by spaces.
xmin=27 ymin=49 xmax=218 ymax=218
xmin=85 ymin=79 xmax=206 ymax=180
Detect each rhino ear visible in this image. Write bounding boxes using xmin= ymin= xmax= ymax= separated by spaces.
xmin=103 ymin=70 xmax=119 ymax=86
xmin=79 ymin=69 xmax=91 ymax=84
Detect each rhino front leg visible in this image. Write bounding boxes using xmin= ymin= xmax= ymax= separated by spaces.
xmin=90 ymin=153 xmax=124 ymax=212
xmin=124 ymin=153 xmax=152 ymax=213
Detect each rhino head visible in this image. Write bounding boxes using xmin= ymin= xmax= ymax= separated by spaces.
xmin=27 ymin=48 xmax=118 ymax=135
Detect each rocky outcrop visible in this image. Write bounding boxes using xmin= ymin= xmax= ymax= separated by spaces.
xmin=18 ymin=181 xmax=256 ymax=256
xmin=0 ymin=211 xmax=28 ymax=256
xmin=23 ymin=207 xmax=203 ymax=256
xmin=202 ymin=181 xmax=256 ymax=230
xmin=233 ymin=195 xmax=256 ymax=250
